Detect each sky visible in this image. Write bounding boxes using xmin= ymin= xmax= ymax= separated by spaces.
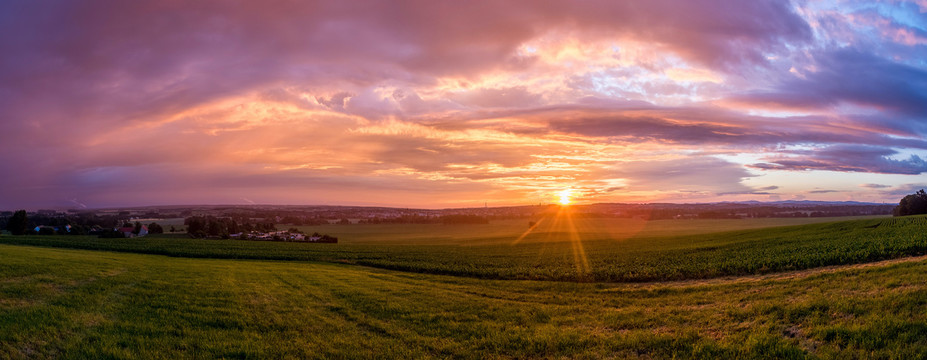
xmin=1 ymin=0 xmax=926 ymax=209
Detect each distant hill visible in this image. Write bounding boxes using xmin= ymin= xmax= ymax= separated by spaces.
xmin=714 ymin=200 xmax=886 ymax=206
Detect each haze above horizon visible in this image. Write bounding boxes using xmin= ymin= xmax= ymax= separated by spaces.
xmin=1 ymin=0 xmax=925 ymax=209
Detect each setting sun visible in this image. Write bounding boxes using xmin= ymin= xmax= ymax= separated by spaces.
xmin=558 ymin=189 xmax=573 ymax=205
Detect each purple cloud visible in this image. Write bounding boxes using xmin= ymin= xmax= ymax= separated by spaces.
xmin=0 ymin=0 xmax=924 ymax=208
xmin=727 ymin=48 xmax=927 ymax=136
xmin=808 ymin=190 xmax=840 ymax=194
xmin=750 ymin=145 xmax=927 ymax=175
xmin=861 ymin=183 xmax=891 ymax=189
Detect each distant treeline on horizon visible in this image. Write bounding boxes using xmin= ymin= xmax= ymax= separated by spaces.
xmin=0 ymin=201 xmax=903 ymax=235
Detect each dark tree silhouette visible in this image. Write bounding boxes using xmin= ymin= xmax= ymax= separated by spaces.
xmin=893 ymin=189 xmax=927 ymax=216
xmin=7 ymin=210 xmax=28 ymax=235
xmin=148 ymin=222 xmax=164 ymax=234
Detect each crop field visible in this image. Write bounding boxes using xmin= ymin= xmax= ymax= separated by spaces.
xmin=2 ymin=243 xmax=927 ymax=359
xmin=290 ymin=215 xmax=887 ymax=245
xmin=1 ymin=215 xmax=924 ymax=282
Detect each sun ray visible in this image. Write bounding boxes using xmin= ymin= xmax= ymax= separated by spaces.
xmin=512 ymin=215 xmax=546 ymax=245
xmin=545 ymin=209 xmax=564 ymax=243
xmin=559 ymin=205 xmax=590 ymax=277
xmin=512 ymin=203 xmax=591 ymax=278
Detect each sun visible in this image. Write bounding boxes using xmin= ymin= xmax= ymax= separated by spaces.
xmin=558 ymin=189 xmax=573 ymax=205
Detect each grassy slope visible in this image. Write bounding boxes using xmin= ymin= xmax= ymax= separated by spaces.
xmin=2 ymin=216 xmax=925 ymax=282
xmin=2 ymin=244 xmax=927 ymax=359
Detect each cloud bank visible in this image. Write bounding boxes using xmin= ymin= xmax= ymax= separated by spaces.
xmin=1 ymin=0 xmax=925 ymax=208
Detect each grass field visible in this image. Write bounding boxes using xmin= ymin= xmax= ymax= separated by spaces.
xmin=2 ymin=243 xmax=927 ymax=359
xmin=2 ymin=215 xmax=924 ymax=282
xmin=288 ymin=215 xmax=889 ymax=245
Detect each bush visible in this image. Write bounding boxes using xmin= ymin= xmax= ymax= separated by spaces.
xmin=148 ymin=222 xmax=164 ymax=234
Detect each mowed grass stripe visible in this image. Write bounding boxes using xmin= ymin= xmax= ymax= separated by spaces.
xmin=2 ymin=244 xmax=927 ymax=358
xmin=2 ymin=216 xmax=925 ymax=282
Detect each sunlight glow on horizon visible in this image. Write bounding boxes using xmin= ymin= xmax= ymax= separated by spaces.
xmin=558 ymin=189 xmax=573 ymax=205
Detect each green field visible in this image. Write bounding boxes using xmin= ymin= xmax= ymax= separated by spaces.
xmin=2 ymin=244 xmax=927 ymax=359
xmin=2 ymin=215 xmax=927 ymax=358
xmin=289 ymin=216 xmax=889 ymax=245
xmin=2 ymin=215 xmax=924 ymax=282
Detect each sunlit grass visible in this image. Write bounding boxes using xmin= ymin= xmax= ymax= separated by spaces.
xmin=2 ymin=216 xmax=924 ymax=282
xmin=2 ymin=244 xmax=927 ymax=358
xmin=292 ymin=216 xmax=888 ymax=245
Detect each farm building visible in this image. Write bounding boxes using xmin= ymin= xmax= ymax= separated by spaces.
xmin=117 ymin=225 xmax=148 ymax=238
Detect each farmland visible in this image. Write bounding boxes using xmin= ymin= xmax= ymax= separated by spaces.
xmin=2 ymin=215 xmax=927 ymax=358
xmin=289 ymin=215 xmax=889 ymax=245
xmin=2 ymin=242 xmax=927 ymax=358
xmin=2 ymin=215 xmax=924 ymax=282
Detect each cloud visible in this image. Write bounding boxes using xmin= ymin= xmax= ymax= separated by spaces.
xmin=716 ymin=183 xmax=779 ymax=196
xmin=750 ymin=145 xmax=927 ymax=175
xmin=878 ymin=183 xmax=927 ymax=198
xmin=448 ymin=86 xmax=543 ymax=109
xmin=0 ymin=0 xmax=811 ymax=162
xmin=524 ymin=107 xmax=927 ymax=150
xmin=861 ymin=183 xmax=891 ymax=189
xmin=611 ymin=157 xmax=758 ymax=195
xmin=725 ymin=48 xmax=927 ymax=125
xmin=0 ymin=0 xmax=924 ymax=208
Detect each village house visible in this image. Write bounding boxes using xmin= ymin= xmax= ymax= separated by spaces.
xmin=117 ymin=225 xmax=148 ymax=238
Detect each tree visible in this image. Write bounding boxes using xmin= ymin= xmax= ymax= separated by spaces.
xmin=7 ymin=210 xmax=28 ymax=235
xmin=148 ymin=222 xmax=164 ymax=234
xmin=185 ymin=216 xmax=207 ymax=238
xmin=132 ymin=221 xmax=142 ymax=235
xmin=206 ymin=218 xmax=223 ymax=237
xmin=893 ymin=189 xmax=927 ymax=216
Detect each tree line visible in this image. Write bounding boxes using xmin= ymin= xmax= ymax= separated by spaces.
xmin=1 ymin=210 xmax=167 ymax=237
xmin=358 ymin=214 xmax=489 ymax=224
xmin=184 ymin=215 xmax=276 ymax=239
xmin=2 ymin=210 xmax=123 ymax=236
xmin=893 ymin=189 xmax=927 ymax=217
xmin=184 ymin=216 xmax=338 ymax=242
